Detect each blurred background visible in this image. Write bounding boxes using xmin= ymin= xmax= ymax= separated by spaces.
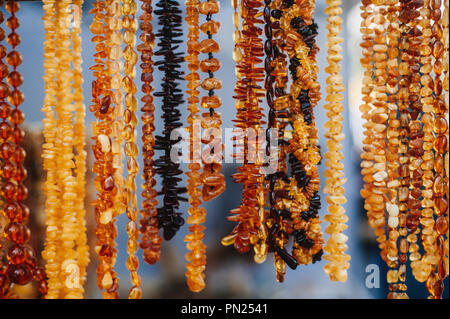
xmin=0 ymin=0 xmax=448 ymax=299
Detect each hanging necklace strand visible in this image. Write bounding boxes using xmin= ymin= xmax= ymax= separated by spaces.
xmin=322 ymin=0 xmax=350 ymax=283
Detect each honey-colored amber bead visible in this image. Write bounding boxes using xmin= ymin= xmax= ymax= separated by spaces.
xmin=198 ymin=39 xmax=219 ymax=53
xmin=200 ymin=58 xmax=221 ymax=72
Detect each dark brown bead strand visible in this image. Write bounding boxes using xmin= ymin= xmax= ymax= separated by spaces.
xmin=153 ymin=0 xmax=187 ymax=241
xmin=137 ymin=0 xmax=162 ymax=266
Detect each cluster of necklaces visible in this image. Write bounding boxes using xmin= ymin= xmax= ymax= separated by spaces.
xmin=0 ymin=0 xmax=447 ymax=299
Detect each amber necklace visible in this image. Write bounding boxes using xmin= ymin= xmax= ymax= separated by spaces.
xmin=0 ymin=0 xmax=48 ymax=299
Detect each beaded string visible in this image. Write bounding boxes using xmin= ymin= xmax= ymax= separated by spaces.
xmin=427 ymin=0 xmax=447 ymax=299
xmin=154 ymin=0 xmax=186 ymax=241
xmin=322 ymin=0 xmax=349 ymax=283
xmin=371 ymin=0 xmax=391 ymax=268
xmin=393 ymin=0 xmax=416 ymax=298
xmin=121 ymin=0 xmax=142 ymax=300
xmin=360 ymin=0 xmax=390 ymax=266
xmin=41 ymin=0 xmax=62 ymax=299
xmin=441 ymin=0 xmax=449 ymax=284
xmin=385 ymin=0 xmax=401 ymax=298
xmin=108 ymin=0 xmax=126 ymax=223
xmin=264 ymin=0 xmax=292 ymax=282
xmin=404 ymin=2 xmax=424 ymax=298
xmin=410 ymin=0 xmax=435 ymax=287
xmin=0 ymin=0 xmax=47 ymax=298
xmin=138 ymin=0 xmax=161 ymax=265
xmin=55 ymin=0 xmax=86 ymax=299
xmin=222 ymin=0 xmax=266 ymax=259
xmin=198 ymin=0 xmax=225 ymax=203
xmin=264 ymin=0 xmax=300 ymax=282
xmin=220 ymin=0 xmax=243 ymax=248
xmin=41 ymin=0 xmax=87 ymax=299
xmin=89 ymin=0 xmax=121 ymax=299
xmin=184 ymin=0 xmax=206 ymax=293
xmin=71 ymin=0 xmax=89 ymax=289
xmin=281 ymin=0 xmax=323 ymax=267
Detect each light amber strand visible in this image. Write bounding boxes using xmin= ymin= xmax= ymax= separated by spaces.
xmin=41 ymin=0 xmax=62 ymax=299
xmin=322 ymin=0 xmax=349 ymax=283
xmin=184 ymin=0 xmax=207 ymax=293
xmin=360 ymin=1 xmax=386 ymax=262
xmin=71 ymin=0 xmax=89 ymax=291
xmin=109 ymin=0 xmax=126 ymax=223
xmin=385 ymin=0 xmax=401 ymax=298
xmin=411 ymin=0 xmax=435 ymax=285
xmin=89 ymin=0 xmax=120 ymax=299
xmin=53 ymin=0 xmax=85 ymax=299
xmin=121 ymin=0 xmax=142 ymax=299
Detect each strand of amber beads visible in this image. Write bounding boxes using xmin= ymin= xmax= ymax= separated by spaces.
xmin=411 ymin=0 xmax=436 ymax=286
xmin=442 ymin=0 xmax=449 ymax=282
xmin=108 ymin=0 xmax=126 ymax=223
xmin=138 ymin=0 xmax=161 ymax=265
xmin=0 ymin=0 xmax=47 ymax=298
xmin=385 ymin=0 xmax=402 ymax=298
xmin=263 ymin=0 xmax=297 ymax=282
xmin=121 ymin=0 xmax=142 ymax=300
xmin=404 ymin=2 xmax=423 ymax=293
xmin=393 ymin=0 xmax=420 ymax=298
xmin=371 ymin=1 xmax=391 ymax=267
xmin=89 ymin=0 xmax=121 ymax=299
xmin=198 ymin=1 xmax=225 ymax=204
xmin=359 ymin=0 xmax=387 ymax=262
xmin=41 ymin=0 xmax=63 ymax=298
xmin=71 ymin=0 xmax=89 ymax=289
xmin=280 ymin=0 xmax=324 ymax=267
xmin=360 ymin=0 xmax=390 ymax=266
xmin=322 ymin=0 xmax=349 ymax=283
xmin=184 ymin=0 xmax=207 ymax=293
xmin=427 ymin=0 xmax=447 ymax=299
xmin=222 ymin=0 xmax=266 ymax=259
xmin=52 ymin=0 xmax=85 ymax=299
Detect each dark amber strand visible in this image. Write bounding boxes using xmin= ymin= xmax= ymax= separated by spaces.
xmin=394 ymin=0 xmax=422 ymax=298
xmin=404 ymin=1 xmax=423 ymax=276
xmin=198 ymin=0 xmax=225 ymax=204
xmin=1 ymin=1 xmax=48 ymax=297
xmin=428 ymin=0 xmax=447 ymax=299
xmin=89 ymin=0 xmax=120 ymax=299
xmin=280 ymin=0 xmax=323 ymax=267
xmin=153 ymin=0 xmax=186 ymax=241
xmin=184 ymin=0 xmax=207 ymax=293
xmin=441 ymin=0 xmax=449 ymax=285
xmin=0 ymin=0 xmax=11 ymax=298
xmin=223 ymin=0 xmax=266 ymax=256
xmin=264 ymin=0 xmax=298 ymax=282
xmin=137 ymin=0 xmax=161 ymax=266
